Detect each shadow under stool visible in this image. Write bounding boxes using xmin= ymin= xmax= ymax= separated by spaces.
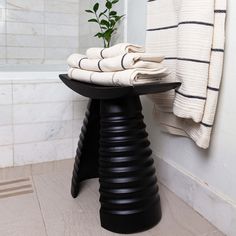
xmin=59 ymin=74 xmax=180 ymax=234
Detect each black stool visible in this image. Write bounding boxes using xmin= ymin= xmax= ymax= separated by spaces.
xmin=60 ymin=74 xmax=180 ymax=234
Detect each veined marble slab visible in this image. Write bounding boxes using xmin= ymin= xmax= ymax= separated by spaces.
xmin=0 ymin=145 xmax=13 ymax=168
xmin=7 ymin=47 xmax=44 ymax=59
xmin=0 ymin=125 xmax=12 ymax=146
xmin=6 ymin=9 xmax=44 ymax=23
xmin=0 ymin=105 xmax=12 ymax=125
xmin=45 ymin=0 xmax=79 ymax=14
xmin=7 ymin=35 xmax=44 ymax=48
xmin=12 ymin=82 xmax=77 ymax=104
xmin=7 ymin=22 xmax=44 ymax=35
xmin=14 ymin=138 xmax=73 ymax=165
xmin=6 ymin=0 xmax=44 ymax=11
xmin=0 ymin=84 xmax=12 ymax=104
xmin=45 ymin=12 xmax=78 ymax=26
xmin=13 ymin=102 xmax=73 ymax=124
xmin=14 ymin=121 xmax=73 ymax=144
xmin=45 ymin=24 xmax=78 ymax=37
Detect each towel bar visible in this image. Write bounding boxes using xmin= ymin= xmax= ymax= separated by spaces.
xmin=59 ymin=74 xmax=180 ymax=234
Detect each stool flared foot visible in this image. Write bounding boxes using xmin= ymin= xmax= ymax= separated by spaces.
xmin=71 ymin=99 xmax=100 ymax=198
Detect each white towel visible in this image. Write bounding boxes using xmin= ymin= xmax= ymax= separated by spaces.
xmin=146 ymin=0 xmax=227 ymax=149
xmin=67 ymin=53 xmax=165 ymax=72
xmin=86 ymin=43 xmax=145 ymax=59
xmin=68 ymin=67 xmax=169 ymax=86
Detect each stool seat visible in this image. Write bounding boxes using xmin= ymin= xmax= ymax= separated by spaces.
xmin=59 ymin=74 xmax=181 ymax=99
xmin=59 ymin=74 xmax=180 ymax=234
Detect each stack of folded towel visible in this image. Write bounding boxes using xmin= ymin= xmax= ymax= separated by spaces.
xmin=67 ymin=43 xmax=169 ymax=86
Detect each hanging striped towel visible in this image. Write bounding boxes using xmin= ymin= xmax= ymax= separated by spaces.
xmin=68 ymin=67 xmax=169 ymax=86
xmin=67 ymin=53 xmax=165 ymax=72
xmin=86 ymin=43 xmax=145 ymax=59
xmin=146 ymin=0 xmax=227 ymax=149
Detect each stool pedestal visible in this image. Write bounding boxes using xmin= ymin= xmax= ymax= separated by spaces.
xmin=99 ymin=96 xmax=161 ymax=234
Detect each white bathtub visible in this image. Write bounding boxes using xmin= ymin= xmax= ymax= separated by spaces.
xmin=0 ymin=64 xmax=67 ymax=82
xmin=0 ymin=64 xmax=88 ymax=168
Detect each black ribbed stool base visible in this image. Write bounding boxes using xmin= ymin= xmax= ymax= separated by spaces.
xmin=99 ymin=96 xmax=161 ymax=234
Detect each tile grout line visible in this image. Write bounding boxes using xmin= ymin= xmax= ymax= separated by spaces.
xmin=43 ymin=0 xmax=46 ymax=64
xmin=4 ymin=6 xmax=7 ymax=63
xmin=6 ymin=21 xmax=79 ymax=27
xmin=4 ymin=45 xmax=78 ymax=49
xmin=11 ymin=80 xmax=14 ymax=166
xmin=31 ymin=174 xmax=49 ymax=236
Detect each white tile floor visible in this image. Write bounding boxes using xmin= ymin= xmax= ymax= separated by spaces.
xmin=0 ymin=160 xmax=225 ymax=236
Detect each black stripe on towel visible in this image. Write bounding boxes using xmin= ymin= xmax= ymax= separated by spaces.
xmin=100 ymin=49 xmax=105 ymax=59
xmin=98 ymin=60 xmax=103 ymax=72
xmin=200 ymin=122 xmax=213 ymax=128
xmin=165 ymin=57 xmax=210 ymax=64
xmin=78 ymin=57 xmax=87 ymax=69
xmin=214 ymin=10 xmax=227 ymax=13
xmin=211 ymin=48 xmax=224 ymax=53
xmin=164 ymin=57 xmax=178 ymax=60
xmin=179 ymin=21 xmax=214 ymax=27
xmin=147 ymin=21 xmax=213 ymax=31
xmin=147 ymin=25 xmax=178 ymax=31
xmin=207 ymin=86 xmax=220 ymax=92
xmin=121 ymin=53 xmax=128 ymax=70
xmin=175 ymin=90 xmax=207 ymax=100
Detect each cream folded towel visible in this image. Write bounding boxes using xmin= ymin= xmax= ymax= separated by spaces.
xmin=86 ymin=43 xmax=145 ymax=59
xmin=67 ymin=53 xmax=165 ymax=72
xmin=146 ymin=0 xmax=227 ymax=148
xmin=68 ymin=67 xmax=169 ymax=86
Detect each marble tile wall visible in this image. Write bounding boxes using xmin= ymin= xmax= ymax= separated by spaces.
xmin=0 ymin=78 xmax=88 ymax=168
xmin=0 ymin=0 xmax=79 ymax=64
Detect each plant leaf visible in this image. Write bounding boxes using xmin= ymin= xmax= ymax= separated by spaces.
xmin=100 ymin=19 xmax=110 ymax=28
xmin=88 ymin=18 xmax=98 ymax=23
xmin=99 ymin=9 xmax=108 ymax=18
xmin=110 ymin=19 xmax=116 ymax=27
xmin=94 ymin=32 xmax=104 ymax=38
xmin=112 ymin=0 xmax=119 ymax=4
xmin=109 ymin=11 xmax=117 ymax=16
xmin=104 ymin=28 xmax=113 ymax=41
xmin=105 ymin=1 xmax=112 ymax=9
xmin=93 ymin=3 xmax=99 ymax=12
xmin=115 ymin=15 xmax=125 ymax=22
xmin=85 ymin=9 xmax=93 ymax=13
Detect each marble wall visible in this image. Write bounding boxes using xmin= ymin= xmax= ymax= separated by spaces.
xmin=0 ymin=0 xmax=79 ymax=64
xmin=0 ymin=75 xmax=88 ymax=167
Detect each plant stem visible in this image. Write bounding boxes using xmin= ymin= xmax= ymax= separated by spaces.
xmin=107 ymin=6 xmax=111 ymax=47
xmin=94 ymin=12 xmax=106 ymax=47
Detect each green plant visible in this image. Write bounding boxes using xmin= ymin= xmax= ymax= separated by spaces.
xmin=85 ymin=0 xmax=125 ymax=48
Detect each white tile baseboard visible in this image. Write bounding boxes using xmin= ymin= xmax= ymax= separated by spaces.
xmin=153 ymin=154 xmax=236 ymax=236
